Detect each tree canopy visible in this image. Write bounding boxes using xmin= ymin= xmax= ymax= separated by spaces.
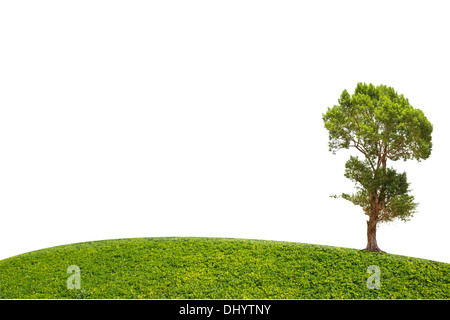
xmin=323 ymin=82 xmax=433 ymax=167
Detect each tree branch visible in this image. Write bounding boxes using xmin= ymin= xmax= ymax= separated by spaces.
xmin=350 ymin=138 xmax=376 ymax=172
xmin=388 ymin=149 xmax=411 ymax=160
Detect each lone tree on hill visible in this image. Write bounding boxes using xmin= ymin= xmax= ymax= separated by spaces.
xmin=322 ymin=82 xmax=433 ymax=252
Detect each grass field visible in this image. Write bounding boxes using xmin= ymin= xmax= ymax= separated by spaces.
xmin=0 ymin=237 xmax=448 ymax=299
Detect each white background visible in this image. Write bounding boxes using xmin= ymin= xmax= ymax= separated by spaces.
xmin=1 ymin=1 xmax=449 ymax=263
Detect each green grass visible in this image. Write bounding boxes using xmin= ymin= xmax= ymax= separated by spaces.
xmin=0 ymin=237 xmax=448 ymax=299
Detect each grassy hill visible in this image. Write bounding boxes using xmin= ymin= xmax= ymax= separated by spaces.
xmin=0 ymin=237 xmax=448 ymax=299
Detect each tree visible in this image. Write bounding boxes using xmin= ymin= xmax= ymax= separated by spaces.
xmin=322 ymin=82 xmax=433 ymax=252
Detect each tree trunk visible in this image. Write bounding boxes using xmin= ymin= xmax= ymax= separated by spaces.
xmin=364 ymin=215 xmax=385 ymax=253
xmin=363 ymin=194 xmax=385 ymax=253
